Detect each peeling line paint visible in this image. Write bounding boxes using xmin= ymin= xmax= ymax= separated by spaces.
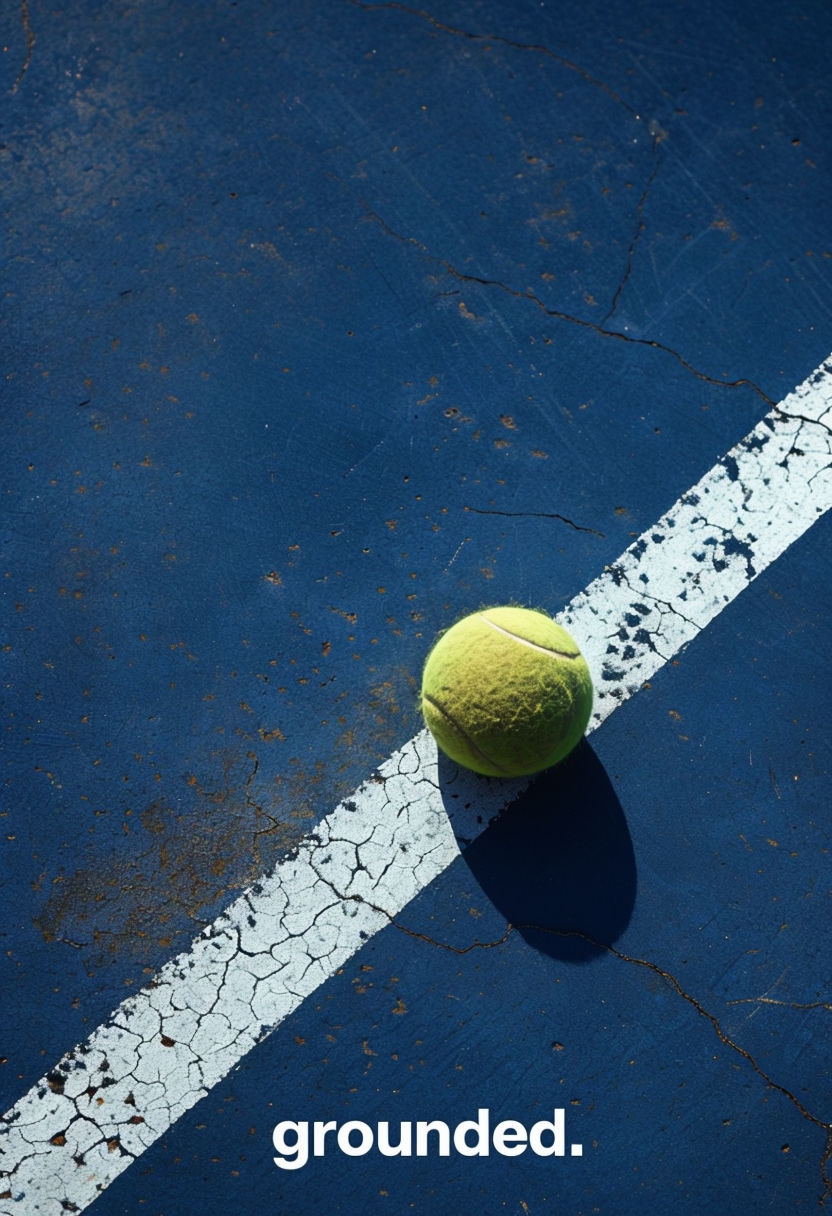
xmin=1 ymin=359 xmax=831 ymax=1213
xmin=562 ymin=361 xmax=832 ymax=727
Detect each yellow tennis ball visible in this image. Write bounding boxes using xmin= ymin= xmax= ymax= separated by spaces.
xmin=421 ymin=606 xmax=592 ymax=777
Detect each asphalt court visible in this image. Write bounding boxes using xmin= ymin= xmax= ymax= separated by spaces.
xmin=2 ymin=1 xmax=831 ymax=1213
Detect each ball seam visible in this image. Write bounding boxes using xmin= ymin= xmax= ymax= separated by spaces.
xmin=479 ymin=613 xmax=580 ymax=659
xmin=421 ymin=692 xmax=511 ymax=776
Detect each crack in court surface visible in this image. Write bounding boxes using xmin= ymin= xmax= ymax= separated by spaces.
xmin=357 ymin=199 xmax=777 ymax=407
xmin=462 ymin=506 xmax=606 ymax=539
xmin=370 ymin=913 xmax=832 ymax=1204
xmin=346 ymin=0 xmax=643 ymax=120
xmin=343 ymin=2 xmax=774 ymax=404
xmin=9 ymin=0 xmax=35 ymax=94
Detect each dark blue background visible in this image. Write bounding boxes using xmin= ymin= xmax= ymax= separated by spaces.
xmin=2 ymin=0 xmax=830 ymax=1211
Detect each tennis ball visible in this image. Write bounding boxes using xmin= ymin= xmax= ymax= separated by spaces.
xmin=421 ymin=606 xmax=592 ymax=777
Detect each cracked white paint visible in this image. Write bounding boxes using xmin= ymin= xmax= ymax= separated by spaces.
xmin=563 ymin=361 xmax=832 ymax=727
xmin=1 ymin=359 xmax=830 ymax=1213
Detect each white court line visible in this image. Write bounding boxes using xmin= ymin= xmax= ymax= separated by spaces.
xmin=2 ymin=358 xmax=831 ymax=1213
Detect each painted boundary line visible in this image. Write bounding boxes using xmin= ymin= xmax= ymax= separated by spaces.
xmin=2 ymin=359 xmax=831 ymax=1213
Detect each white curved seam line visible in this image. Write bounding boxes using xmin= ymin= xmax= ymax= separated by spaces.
xmin=422 ymin=693 xmax=510 ymax=775
xmin=479 ymin=614 xmax=579 ymax=658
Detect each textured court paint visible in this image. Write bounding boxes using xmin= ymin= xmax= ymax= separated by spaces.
xmin=1 ymin=359 xmax=830 ymax=1213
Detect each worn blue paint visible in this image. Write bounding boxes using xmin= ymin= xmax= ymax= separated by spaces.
xmin=2 ymin=0 xmax=830 ymax=1211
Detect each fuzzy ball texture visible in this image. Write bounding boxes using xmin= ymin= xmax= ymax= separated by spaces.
xmin=421 ymin=606 xmax=593 ymax=777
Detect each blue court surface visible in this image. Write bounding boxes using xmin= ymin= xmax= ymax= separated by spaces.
xmin=2 ymin=1 xmax=831 ymax=1213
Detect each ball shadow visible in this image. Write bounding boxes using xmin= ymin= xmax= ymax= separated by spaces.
xmin=439 ymin=741 xmax=637 ymax=962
